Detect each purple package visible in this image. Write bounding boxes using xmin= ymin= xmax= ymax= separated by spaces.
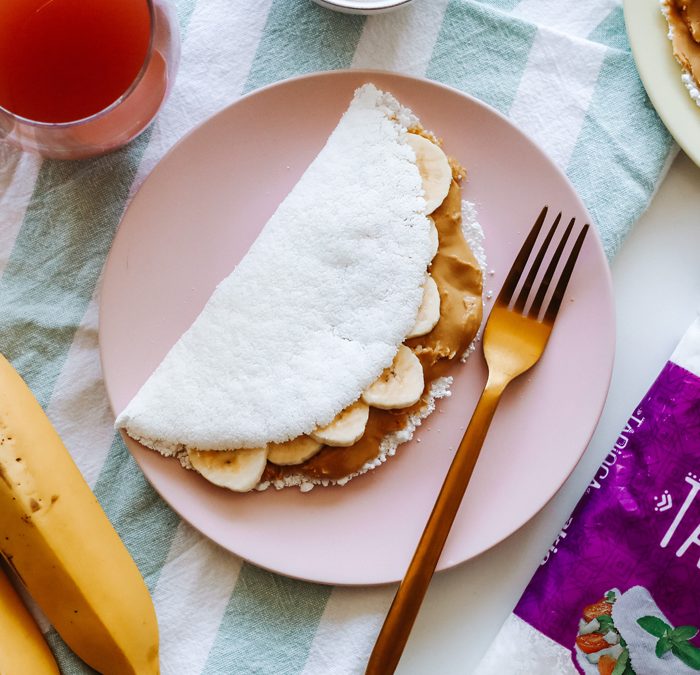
xmin=476 ymin=318 xmax=700 ymax=675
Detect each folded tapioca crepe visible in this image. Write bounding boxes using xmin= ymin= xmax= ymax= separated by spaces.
xmin=116 ymin=83 xmax=484 ymax=492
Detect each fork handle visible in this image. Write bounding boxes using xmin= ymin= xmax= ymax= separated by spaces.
xmin=365 ymin=377 xmax=507 ymax=675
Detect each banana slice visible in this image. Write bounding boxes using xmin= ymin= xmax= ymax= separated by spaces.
xmin=310 ymin=400 xmax=369 ymax=447
xmin=428 ymin=216 xmax=439 ymax=260
xmin=268 ymin=436 xmax=323 ymax=466
xmin=406 ymin=275 xmax=441 ymax=339
xmin=188 ymin=447 xmax=268 ymax=492
xmin=362 ymin=345 xmax=424 ymax=410
xmin=406 ymin=134 xmax=452 ymax=214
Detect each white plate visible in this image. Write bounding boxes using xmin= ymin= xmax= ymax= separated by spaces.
xmin=624 ymin=0 xmax=700 ymax=167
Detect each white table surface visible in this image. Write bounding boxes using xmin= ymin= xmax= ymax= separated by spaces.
xmin=399 ymin=149 xmax=700 ymax=674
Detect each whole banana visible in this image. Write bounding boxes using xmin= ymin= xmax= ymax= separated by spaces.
xmin=0 ymin=354 xmax=159 ymax=674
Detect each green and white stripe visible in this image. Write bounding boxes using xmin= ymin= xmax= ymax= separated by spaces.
xmin=0 ymin=1 xmax=673 ymax=672
xmin=351 ymin=0 xmax=450 ymax=72
xmin=0 ymin=150 xmax=40 ymax=280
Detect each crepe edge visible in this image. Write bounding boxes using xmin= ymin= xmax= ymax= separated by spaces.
xmin=255 ymin=375 xmax=455 ymax=492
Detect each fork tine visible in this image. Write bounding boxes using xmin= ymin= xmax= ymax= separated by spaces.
xmin=497 ymin=205 xmax=548 ymax=305
xmin=529 ymin=216 xmax=575 ymax=317
xmin=512 ymin=212 xmax=561 ymax=313
xmin=543 ymin=224 xmax=589 ymax=323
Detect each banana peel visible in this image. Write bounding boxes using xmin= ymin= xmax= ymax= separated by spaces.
xmin=0 ymin=354 xmax=159 ymax=674
xmin=0 ymin=566 xmax=59 ymax=674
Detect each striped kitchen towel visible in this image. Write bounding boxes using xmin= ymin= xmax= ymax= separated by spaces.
xmin=0 ymin=0 xmax=674 ymax=673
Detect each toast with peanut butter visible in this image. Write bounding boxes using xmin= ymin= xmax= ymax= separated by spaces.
xmin=115 ymin=84 xmax=484 ymax=492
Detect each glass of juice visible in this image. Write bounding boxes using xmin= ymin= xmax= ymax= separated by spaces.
xmin=0 ymin=0 xmax=180 ymax=160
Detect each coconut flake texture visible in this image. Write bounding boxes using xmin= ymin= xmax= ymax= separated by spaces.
xmin=682 ymin=70 xmax=700 ymax=107
xmin=255 ymin=200 xmax=487 ymax=491
xmin=116 ymin=84 xmax=432 ymax=453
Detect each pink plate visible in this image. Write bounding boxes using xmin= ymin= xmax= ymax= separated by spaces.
xmin=100 ymin=70 xmax=615 ymax=586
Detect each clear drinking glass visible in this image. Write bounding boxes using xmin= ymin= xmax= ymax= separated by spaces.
xmin=0 ymin=0 xmax=180 ymax=160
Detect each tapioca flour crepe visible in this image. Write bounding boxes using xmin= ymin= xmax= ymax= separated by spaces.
xmin=116 ymin=84 xmax=485 ymax=493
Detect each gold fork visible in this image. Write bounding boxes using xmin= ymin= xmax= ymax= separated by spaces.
xmin=365 ymin=206 xmax=589 ymax=675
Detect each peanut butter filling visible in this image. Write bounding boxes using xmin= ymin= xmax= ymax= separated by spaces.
xmin=665 ymin=0 xmax=700 ymax=85
xmin=261 ymin=175 xmax=483 ymax=484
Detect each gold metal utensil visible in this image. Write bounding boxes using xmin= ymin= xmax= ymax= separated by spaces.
xmin=365 ymin=206 xmax=589 ymax=675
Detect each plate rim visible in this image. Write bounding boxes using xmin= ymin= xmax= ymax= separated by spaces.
xmin=99 ymin=69 xmax=615 ymax=585
xmin=624 ymin=0 xmax=700 ymax=167
xmin=311 ymin=0 xmax=413 ymax=13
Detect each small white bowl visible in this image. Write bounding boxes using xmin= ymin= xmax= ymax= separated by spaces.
xmin=312 ymin=0 xmax=413 ymax=14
